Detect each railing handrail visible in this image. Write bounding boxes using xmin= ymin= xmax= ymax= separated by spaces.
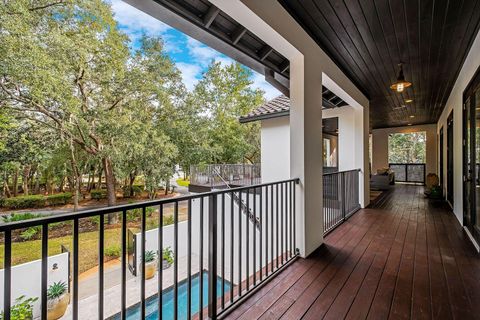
xmin=322 ymin=168 xmax=361 ymax=176
xmin=0 ymin=178 xmax=299 ymax=231
xmin=388 ymin=162 xmax=425 ymax=165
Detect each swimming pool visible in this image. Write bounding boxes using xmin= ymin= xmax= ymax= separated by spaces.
xmin=112 ymin=272 xmax=231 ymax=320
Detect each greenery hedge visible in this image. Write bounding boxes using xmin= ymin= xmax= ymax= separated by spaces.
xmin=1 ymin=193 xmax=73 ymax=209
xmin=46 ymin=192 xmax=72 ymax=205
xmin=2 ymin=195 xmax=46 ymax=209
xmin=91 ymin=189 xmax=108 ymax=200
xmin=122 ymin=185 xmax=144 ymax=198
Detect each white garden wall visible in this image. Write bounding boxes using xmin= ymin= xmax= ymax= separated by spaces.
xmin=0 ymin=252 xmax=70 ymax=318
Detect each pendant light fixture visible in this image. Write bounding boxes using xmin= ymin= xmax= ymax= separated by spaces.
xmin=390 ymin=63 xmax=412 ymax=93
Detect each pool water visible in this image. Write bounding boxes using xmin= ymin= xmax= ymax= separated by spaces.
xmin=115 ymin=272 xmax=231 ymax=320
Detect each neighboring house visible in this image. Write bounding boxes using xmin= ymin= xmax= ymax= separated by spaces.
xmin=239 ymin=95 xmax=345 ymax=183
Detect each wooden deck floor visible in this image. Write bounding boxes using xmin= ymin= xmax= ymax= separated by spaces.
xmin=224 ymin=185 xmax=480 ymax=320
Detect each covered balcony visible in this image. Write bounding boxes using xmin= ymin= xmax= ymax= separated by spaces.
xmin=1 ymin=0 xmax=480 ymax=319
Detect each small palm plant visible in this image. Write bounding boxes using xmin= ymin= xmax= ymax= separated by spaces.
xmin=144 ymin=250 xmax=157 ymax=280
xmin=144 ymin=250 xmax=156 ymax=263
xmin=47 ymin=281 xmax=69 ymax=320
xmin=47 ymin=281 xmax=67 ymax=301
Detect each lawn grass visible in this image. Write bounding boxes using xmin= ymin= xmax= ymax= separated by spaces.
xmin=176 ymin=178 xmax=190 ymax=187
xmin=0 ymin=228 xmax=124 ymax=274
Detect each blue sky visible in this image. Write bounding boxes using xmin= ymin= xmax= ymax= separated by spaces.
xmin=109 ymin=0 xmax=280 ymax=99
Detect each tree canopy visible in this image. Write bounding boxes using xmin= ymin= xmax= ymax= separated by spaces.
xmin=0 ymin=0 xmax=266 ymax=206
xmin=388 ymin=132 xmax=426 ymax=164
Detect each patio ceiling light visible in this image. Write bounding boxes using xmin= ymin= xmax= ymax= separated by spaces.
xmin=405 ymin=99 xmax=413 ymax=103
xmin=390 ymin=63 xmax=412 ymax=93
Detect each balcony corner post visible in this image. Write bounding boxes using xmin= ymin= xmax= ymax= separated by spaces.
xmin=208 ymin=194 xmax=218 ymax=319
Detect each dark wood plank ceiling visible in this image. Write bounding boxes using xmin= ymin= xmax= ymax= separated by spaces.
xmin=279 ymin=0 xmax=480 ymax=128
xmin=149 ymin=0 xmax=349 ymax=110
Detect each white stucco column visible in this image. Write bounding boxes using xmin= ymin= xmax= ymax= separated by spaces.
xmin=289 ymin=55 xmax=325 ymax=256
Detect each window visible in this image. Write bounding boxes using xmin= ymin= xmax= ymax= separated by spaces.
xmin=388 ymin=132 xmax=426 ymax=163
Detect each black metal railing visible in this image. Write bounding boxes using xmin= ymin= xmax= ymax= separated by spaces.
xmin=190 ymin=164 xmax=261 ymax=188
xmin=0 ymin=178 xmax=298 ymax=320
xmin=389 ymin=163 xmax=425 ymax=184
xmin=323 ymin=169 xmax=361 ymax=235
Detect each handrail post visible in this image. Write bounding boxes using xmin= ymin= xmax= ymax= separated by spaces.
xmin=208 ymin=194 xmax=218 ymax=319
xmin=341 ymin=172 xmax=346 ymax=220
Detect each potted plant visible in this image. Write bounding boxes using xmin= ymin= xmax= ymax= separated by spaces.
xmin=0 ymin=295 xmax=38 ymax=320
xmin=144 ymin=250 xmax=157 ymax=280
xmin=47 ymin=281 xmax=69 ymax=320
xmin=162 ymin=246 xmax=174 ymax=270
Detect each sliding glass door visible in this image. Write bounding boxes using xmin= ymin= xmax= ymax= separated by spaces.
xmin=463 ymin=70 xmax=480 ymax=244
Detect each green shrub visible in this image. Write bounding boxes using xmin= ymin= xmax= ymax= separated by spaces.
xmin=105 ymin=245 xmax=121 ymax=258
xmin=2 ymin=212 xmax=43 ymax=223
xmin=91 ymin=189 xmax=107 ymax=200
xmin=46 ymin=192 xmax=72 ymax=206
xmin=176 ymin=179 xmax=190 ymax=187
xmin=122 ymin=185 xmax=144 ymax=198
xmin=2 ymin=195 xmax=46 ymax=209
xmin=163 ymin=215 xmax=174 ymax=226
xmin=0 ymin=295 xmax=38 ymax=320
xmin=20 ymin=227 xmax=40 ymax=241
xmin=162 ymin=246 xmax=174 ymax=264
xmin=145 ymin=250 xmax=156 ymax=263
xmin=127 ymin=206 xmax=156 ymax=221
xmin=47 ymin=281 xmax=67 ymax=300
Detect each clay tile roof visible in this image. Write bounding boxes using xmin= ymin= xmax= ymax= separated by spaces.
xmin=239 ymin=95 xmax=290 ymax=123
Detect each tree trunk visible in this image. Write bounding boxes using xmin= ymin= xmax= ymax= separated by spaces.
xmin=103 ymin=157 xmax=118 ymax=224
xmin=165 ymin=179 xmax=170 ymax=195
xmin=59 ymin=176 xmax=65 ymax=193
xmin=129 ymin=170 xmax=136 ymax=197
xmin=3 ymin=172 xmax=11 ymax=198
xmin=22 ymin=165 xmax=31 ymax=196
xmin=13 ymin=167 xmax=18 ymax=197
xmin=34 ymin=173 xmax=40 ymax=194
xmin=97 ymin=167 xmax=103 ymax=190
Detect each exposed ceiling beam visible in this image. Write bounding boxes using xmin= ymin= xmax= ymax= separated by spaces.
xmin=279 ymin=60 xmax=290 ymax=74
xmin=258 ymin=45 xmax=274 ymax=61
xmin=232 ymin=26 xmax=247 ymax=45
xmin=265 ymin=69 xmax=290 ymax=97
xmin=203 ymin=5 xmax=220 ymax=28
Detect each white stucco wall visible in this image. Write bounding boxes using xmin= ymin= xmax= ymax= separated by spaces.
xmin=437 ymin=28 xmax=480 ymax=224
xmin=135 ymin=192 xmax=291 ymax=285
xmin=260 ymin=117 xmax=290 ymax=183
xmin=0 ymin=252 xmax=70 ymax=318
xmin=371 ymin=124 xmax=437 ymax=177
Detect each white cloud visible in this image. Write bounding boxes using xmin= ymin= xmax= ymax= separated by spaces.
xmin=176 ymin=62 xmax=202 ymax=91
xmin=109 ymin=0 xmax=171 ymax=42
xmin=185 ymin=37 xmax=235 ymax=67
xmin=251 ymin=72 xmax=281 ymax=100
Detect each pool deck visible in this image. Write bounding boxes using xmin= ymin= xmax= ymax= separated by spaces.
xmin=61 ymin=254 xmax=202 ymax=319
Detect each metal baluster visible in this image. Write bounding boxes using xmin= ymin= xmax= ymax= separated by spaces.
xmin=199 ymin=197 xmax=204 ymax=320
xmin=121 ymin=210 xmax=127 ymax=320
xmin=238 ymin=192 xmax=242 ymax=297
xmin=221 ymin=193 xmax=225 ymax=309
xmin=73 ymin=218 xmax=79 ymax=320
xmin=270 ymin=185 xmax=274 ymax=273
xmin=208 ymin=195 xmax=218 ymax=319
xmin=141 ymin=207 xmax=146 ymax=319
xmin=246 ymin=188 xmax=250 ymax=290
xmin=41 ymin=224 xmax=48 ymax=319
xmin=4 ymin=230 xmax=11 ymax=320
xmin=99 ymin=214 xmax=104 ymax=320
xmin=187 ymin=200 xmax=191 ymax=320
xmin=253 ymin=187 xmax=257 ymax=286
xmin=276 ymin=184 xmax=279 ymax=269
xmin=230 ymin=191 xmax=234 ymax=304
xmin=174 ymin=202 xmax=179 ymax=320
xmin=159 ymin=204 xmax=164 ymax=320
